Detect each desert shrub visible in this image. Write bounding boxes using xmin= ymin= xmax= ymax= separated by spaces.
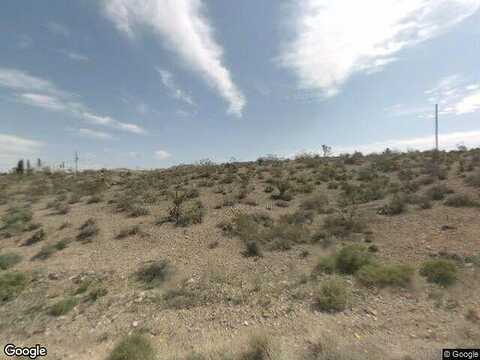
xmin=107 ymin=333 xmax=156 ymax=360
xmin=465 ymin=171 xmax=480 ymax=188
xmin=135 ymin=260 xmax=171 ymax=288
xmin=425 ymin=184 xmax=453 ymax=201
xmin=420 ymin=259 xmax=458 ymax=287
xmin=68 ymin=193 xmax=81 ymax=204
xmin=313 ymin=278 xmax=349 ymax=313
xmin=24 ymin=229 xmax=46 ymax=246
xmin=86 ymin=195 xmax=103 ymax=204
xmin=264 ymin=222 xmax=310 ymax=250
xmin=116 ymin=225 xmax=144 ymax=239
xmin=0 ymin=271 xmax=28 ymax=302
xmin=48 ymin=296 xmax=79 ymax=316
xmin=323 ymin=214 xmax=366 ymax=238
xmin=53 ymin=202 xmax=70 ymax=215
xmin=243 ymin=240 xmax=262 ymax=257
xmin=237 ymin=334 xmax=272 ymax=360
xmin=87 ymin=286 xmax=108 ymax=302
xmin=303 ymin=336 xmax=365 ymax=360
xmin=378 ymin=194 xmax=406 ymax=215
xmin=444 ymin=193 xmax=479 ymax=207
xmin=32 ymin=239 xmax=69 ymax=261
xmin=312 ymin=256 xmax=336 ymax=276
xmin=1 ymin=206 xmax=33 ymax=234
xmin=356 ymin=263 xmax=414 ymax=288
xmin=264 ymin=185 xmax=274 ymax=193
xmin=279 ymin=210 xmax=314 ymax=225
xmin=177 ymin=200 xmax=205 ymax=226
xmin=271 ymin=179 xmax=293 ymax=201
xmin=0 ymin=253 xmax=22 ymax=270
xmin=335 ymin=245 xmax=373 ymax=275
xmin=129 ymin=205 xmax=150 ymax=217
xmin=76 ymin=218 xmax=99 ymax=242
xmin=300 ymin=193 xmax=329 ymax=213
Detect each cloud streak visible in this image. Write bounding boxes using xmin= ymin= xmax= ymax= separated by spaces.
xmin=0 ymin=133 xmax=44 ymax=170
xmin=0 ymin=67 xmax=145 ymax=135
xmin=156 ymin=68 xmax=195 ymax=105
xmin=279 ymin=0 xmax=480 ymax=97
xmin=103 ymin=0 xmax=246 ymax=116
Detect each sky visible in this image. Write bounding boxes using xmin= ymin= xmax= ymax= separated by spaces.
xmin=1 ymin=0 xmax=480 ymax=171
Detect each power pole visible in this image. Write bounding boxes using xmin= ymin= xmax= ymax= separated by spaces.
xmin=74 ymin=151 xmax=79 ymax=175
xmin=435 ymin=104 xmax=439 ymax=151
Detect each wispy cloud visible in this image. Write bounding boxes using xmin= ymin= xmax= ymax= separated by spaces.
xmin=334 ymin=130 xmax=480 ymax=154
xmin=0 ymin=133 xmax=44 ymax=170
xmin=425 ymin=75 xmax=480 ymax=116
xmin=279 ymin=0 xmax=480 ymax=97
xmin=61 ymin=51 xmax=90 ymax=62
xmin=154 ymin=149 xmax=171 ymax=160
xmin=0 ymin=67 xmax=145 ymax=135
xmin=47 ymin=22 xmax=70 ymax=37
xmin=103 ymin=0 xmax=246 ymax=116
xmin=78 ymin=128 xmax=114 ymax=140
xmin=156 ymin=68 xmax=195 ymax=106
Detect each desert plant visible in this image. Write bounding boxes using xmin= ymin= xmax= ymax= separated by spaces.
xmin=356 ymin=263 xmax=414 ymax=288
xmin=313 ymin=278 xmax=349 ymax=313
xmin=237 ymin=333 xmax=272 ymax=360
xmin=116 ymin=225 xmax=144 ymax=239
xmin=420 ymin=259 xmax=458 ymax=287
xmin=242 ymin=240 xmax=262 ymax=257
xmin=48 ymin=296 xmax=79 ymax=316
xmin=24 ymin=229 xmax=46 ymax=246
xmin=0 ymin=253 xmax=22 ymax=270
xmin=107 ymin=333 xmax=156 ymax=360
xmin=425 ymin=184 xmax=453 ymax=201
xmin=300 ymin=193 xmax=329 ymax=213
xmin=335 ymin=245 xmax=373 ymax=275
xmin=135 ymin=260 xmax=171 ymax=288
xmin=77 ymin=218 xmax=99 ymax=242
xmin=0 ymin=271 xmax=28 ymax=302
xmin=444 ymin=193 xmax=479 ymax=207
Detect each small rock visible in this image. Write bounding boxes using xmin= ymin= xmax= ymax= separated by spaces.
xmin=132 ymin=321 xmax=139 ymax=328
xmin=48 ymin=273 xmax=60 ymax=280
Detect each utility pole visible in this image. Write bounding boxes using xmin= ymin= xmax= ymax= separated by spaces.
xmin=74 ymin=151 xmax=79 ymax=175
xmin=435 ymin=104 xmax=439 ymax=151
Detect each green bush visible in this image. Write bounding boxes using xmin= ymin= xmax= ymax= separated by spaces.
xmin=378 ymin=194 xmax=406 ymax=215
xmin=312 ymin=256 xmax=336 ymax=275
xmin=0 ymin=253 xmax=22 ymax=270
xmin=313 ymin=278 xmax=349 ymax=313
xmin=300 ymin=193 xmax=329 ymax=213
xmin=335 ymin=245 xmax=373 ymax=275
xmin=356 ymin=263 xmax=414 ymax=288
xmin=48 ymin=296 xmax=79 ymax=316
xmin=107 ymin=333 xmax=156 ymax=360
xmin=0 ymin=271 xmax=28 ymax=302
xmin=323 ymin=214 xmax=366 ymax=238
xmin=420 ymin=259 xmax=458 ymax=287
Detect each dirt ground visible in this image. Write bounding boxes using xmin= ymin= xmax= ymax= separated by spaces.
xmin=0 ymin=151 xmax=479 ymax=359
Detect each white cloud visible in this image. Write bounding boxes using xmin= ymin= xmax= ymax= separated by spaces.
xmin=156 ymin=68 xmax=195 ymax=105
xmin=19 ymin=93 xmax=67 ymax=111
xmin=65 ymin=51 xmax=90 ymax=62
xmin=425 ymin=75 xmax=480 ymax=115
xmin=47 ymin=22 xmax=70 ymax=37
xmin=334 ymin=130 xmax=480 ymax=154
xmin=0 ymin=133 xmax=44 ymax=171
xmin=0 ymin=67 xmax=62 ymax=95
xmin=103 ymin=0 xmax=246 ymax=116
xmin=154 ymin=149 xmax=171 ymax=160
xmin=0 ymin=67 xmax=145 ymax=135
xmin=279 ymin=0 xmax=480 ymax=97
xmin=78 ymin=128 xmax=113 ymax=140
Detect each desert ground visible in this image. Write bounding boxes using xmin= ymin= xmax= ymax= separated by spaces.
xmin=0 ymin=149 xmax=479 ymax=360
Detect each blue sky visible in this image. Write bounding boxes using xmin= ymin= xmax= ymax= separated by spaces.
xmin=1 ymin=0 xmax=480 ymax=170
